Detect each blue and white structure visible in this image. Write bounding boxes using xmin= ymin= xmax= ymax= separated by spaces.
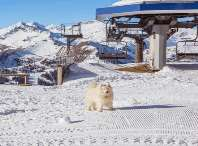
xmin=96 ymin=0 xmax=198 ymax=70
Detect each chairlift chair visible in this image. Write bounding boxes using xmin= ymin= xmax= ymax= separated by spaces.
xmin=97 ymin=41 xmax=128 ymax=60
xmin=176 ymin=26 xmax=198 ymax=61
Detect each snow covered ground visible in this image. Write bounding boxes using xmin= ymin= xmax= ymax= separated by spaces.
xmin=0 ymin=21 xmax=198 ymax=145
xmin=0 ymin=61 xmax=198 ymax=145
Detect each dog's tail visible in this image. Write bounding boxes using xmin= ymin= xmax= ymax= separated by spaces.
xmin=88 ymin=81 xmax=97 ymax=88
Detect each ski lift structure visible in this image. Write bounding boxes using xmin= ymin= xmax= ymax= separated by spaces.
xmin=97 ymin=41 xmax=128 ymax=60
xmin=57 ymin=23 xmax=83 ymax=66
xmin=60 ymin=23 xmax=83 ymax=55
xmin=176 ymin=25 xmax=198 ymax=60
xmin=56 ymin=22 xmax=83 ymax=85
xmin=96 ymin=1 xmax=198 ymax=70
xmin=97 ymin=18 xmax=148 ymax=62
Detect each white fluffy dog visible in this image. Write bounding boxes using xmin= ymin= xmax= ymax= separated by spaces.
xmin=85 ymin=81 xmax=113 ymax=112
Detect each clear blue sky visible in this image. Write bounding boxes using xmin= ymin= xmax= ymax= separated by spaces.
xmin=0 ymin=0 xmax=117 ymax=27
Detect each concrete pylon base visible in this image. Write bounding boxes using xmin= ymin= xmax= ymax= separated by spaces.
xmin=149 ymin=25 xmax=169 ymax=70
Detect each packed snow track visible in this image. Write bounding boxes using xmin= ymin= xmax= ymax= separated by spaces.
xmin=0 ymin=62 xmax=198 ymax=146
xmin=0 ymin=105 xmax=198 ymax=145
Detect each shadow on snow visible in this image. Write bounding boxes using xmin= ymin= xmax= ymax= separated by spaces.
xmin=114 ymin=105 xmax=185 ymax=110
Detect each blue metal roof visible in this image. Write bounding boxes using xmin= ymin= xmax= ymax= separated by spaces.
xmin=96 ymin=2 xmax=198 ymax=20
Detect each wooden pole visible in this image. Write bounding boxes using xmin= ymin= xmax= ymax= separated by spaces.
xmin=57 ymin=65 xmax=63 ymax=85
xmin=135 ymin=39 xmax=144 ymax=63
xmin=24 ymin=75 xmax=27 ymax=85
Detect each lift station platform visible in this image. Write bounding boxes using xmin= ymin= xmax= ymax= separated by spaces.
xmin=96 ymin=1 xmax=198 ymax=70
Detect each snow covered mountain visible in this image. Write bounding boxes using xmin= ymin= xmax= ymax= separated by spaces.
xmin=0 ymin=22 xmax=58 ymax=67
xmin=0 ymin=20 xmax=196 ymax=67
xmin=0 ymin=20 xmax=197 ymax=85
xmin=0 ymin=20 xmax=109 ymax=85
xmin=0 ymin=21 xmax=105 ymax=67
